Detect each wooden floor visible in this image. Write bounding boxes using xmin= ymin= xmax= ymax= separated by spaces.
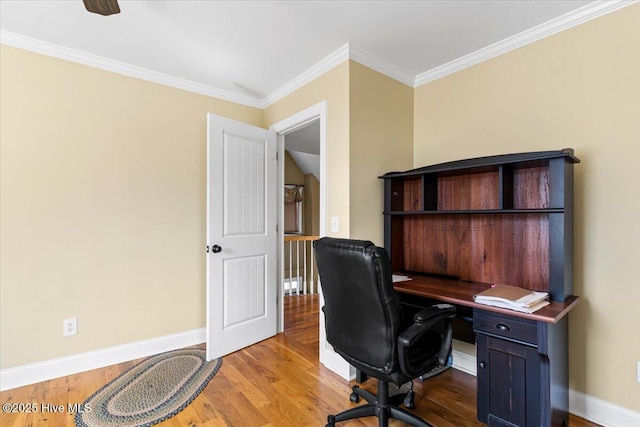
xmin=1 ymin=294 xmax=599 ymax=427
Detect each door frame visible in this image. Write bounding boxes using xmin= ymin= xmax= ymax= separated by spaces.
xmin=270 ymin=100 xmax=326 ymax=334
xmin=269 ymin=101 xmax=352 ymax=380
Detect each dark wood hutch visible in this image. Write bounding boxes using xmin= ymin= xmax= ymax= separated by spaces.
xmin=379 ymin=149 xmax=580 ymax=427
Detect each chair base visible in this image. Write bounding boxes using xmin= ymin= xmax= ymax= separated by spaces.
xmin=326 ymin=380 xmax=432 ymax=427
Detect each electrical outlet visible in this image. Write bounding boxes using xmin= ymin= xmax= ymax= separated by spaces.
xmin=63 ymin=318 xmax=77 ymax=336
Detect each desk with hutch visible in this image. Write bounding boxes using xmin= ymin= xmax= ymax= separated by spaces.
xmin=379 ymin=149 xmax=580 ymax=427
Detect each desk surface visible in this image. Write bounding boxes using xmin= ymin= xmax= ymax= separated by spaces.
xmin=393 ymin=274 xmax=579 ymax=324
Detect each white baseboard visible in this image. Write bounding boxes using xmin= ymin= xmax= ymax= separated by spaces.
xmin=0 ymin=328 xmax=206 ymax=391
xmin=569 ymin=389 xmax=640 ymax=427
xmin=451 ymin=350 xmax=639 ymax=427
xmin=452 ymin=349 xmax=477 ymax=376
xmin=320 ymin=345 xmax=354 ymax=381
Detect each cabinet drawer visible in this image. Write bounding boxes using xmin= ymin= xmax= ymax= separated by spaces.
xmin=473 ymin=310 xmax=538 ymax=345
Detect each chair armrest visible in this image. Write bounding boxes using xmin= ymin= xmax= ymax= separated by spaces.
xmin=414 ymin=304 xmax=456 ymax=325
xmin=397 ymin=304 xmax=456 ymax=378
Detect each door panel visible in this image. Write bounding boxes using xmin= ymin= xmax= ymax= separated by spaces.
xmin=223 ymin=255 xmax=266 ymax=327
xmin=223 ymin=133 xmax=266 ymax=235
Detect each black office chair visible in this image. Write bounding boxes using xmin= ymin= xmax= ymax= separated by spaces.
xmin=313 ymin=237 xmax=456 ymax=427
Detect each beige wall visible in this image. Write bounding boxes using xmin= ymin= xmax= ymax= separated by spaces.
xmin=284 ymin=150 xmax=305 ymax=185
xmin=414 ymin=4 xmax=640 ymax=411
xmin=267 ymin=60 xmax=413 ymax=246
xmin=283 ymin=151 xmax=319 ymax=237
xmin=349 ymin=61 xmax=414 ymax=246
xmin=304 ymin=173 xmax=320 ymax=236
xmin=263 ymin=61 xmax=351 ymax=238
xmin=0 ymin=45 xmax=262 ymax=368
xmin=282 ymin=170 xmax=320 ymax=284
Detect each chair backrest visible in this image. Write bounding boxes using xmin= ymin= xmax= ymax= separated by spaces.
xmin=313 ymin=237 xmax=402 ymax=374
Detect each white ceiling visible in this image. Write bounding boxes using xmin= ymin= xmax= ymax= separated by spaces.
xmin=0 ymin=1 xmax=630 ymax=108
xmin=286 ymin=120 xmax=320 ymax=179
xmin=286 ymin=120 xmax=320 ymax=155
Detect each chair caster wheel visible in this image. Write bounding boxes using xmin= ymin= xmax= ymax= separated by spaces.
xmin=326 ymin=415 xmax=336 ymax=426
xmin=350 ymin=391 xmax=360 ymax=403
xmin=403 ymin=390 xmax=415 ymax=409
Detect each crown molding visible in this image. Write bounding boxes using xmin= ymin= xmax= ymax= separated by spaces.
xmin=348 ymin=45 xmax=415 ymax=87
xmin=2 ymin=1 xmax=636 ymax=108
xmin=261 ymin=43 xmax=415 ymax=107
xmin=0 ymin=30 xmax=264 ymax=108
xmin=415 ymin=0 xmax=638 ymax=87
xmin=260 ymin=44 xmax=350 ymax=107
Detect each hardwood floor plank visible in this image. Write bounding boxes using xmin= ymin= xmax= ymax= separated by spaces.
xmin=189 ymin=393 xmax=221 ymax=426
xmin=232 ymin=350 xmax=281 ymax=383
xmin=173 ymin=403 xmax=203 ymax=427
xmin=0 ymin=294 xmax=602 ymax=427
xmin=221 ymin=363 xmax=273 ymax=408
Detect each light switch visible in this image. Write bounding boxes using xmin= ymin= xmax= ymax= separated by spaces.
xmin=331 ymin=216 xmax=339 ymax=233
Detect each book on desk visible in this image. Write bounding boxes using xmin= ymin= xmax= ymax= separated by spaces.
xmin=473 ymin=284 xmax=549 ymax=314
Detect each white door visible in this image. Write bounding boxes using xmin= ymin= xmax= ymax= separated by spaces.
xmin=206 ymin=114 xmax=277 ymax=360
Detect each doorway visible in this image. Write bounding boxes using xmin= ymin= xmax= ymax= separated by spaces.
xmin=282 ymin=120 xmax=320 ymax=334
xmin=269 ymin=102 xmax=326 ymax=334
xmin=270 ymin=100 xmax=352 ymax=380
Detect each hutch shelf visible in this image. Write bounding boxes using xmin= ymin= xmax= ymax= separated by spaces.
xmin=379 ymin=149 xmax=580 ymax=427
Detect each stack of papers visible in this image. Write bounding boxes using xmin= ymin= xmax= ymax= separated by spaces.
xmin=473 ymin=284 xmax=549 ymax=313
xmin=392 ymin=274 xmax=412 ymax=283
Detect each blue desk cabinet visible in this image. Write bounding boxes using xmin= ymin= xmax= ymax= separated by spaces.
xmin=475 ymin=310 xmax=568 ymax=427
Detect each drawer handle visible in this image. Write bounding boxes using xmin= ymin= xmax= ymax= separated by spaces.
xmin=495 ymin=323 xmax=511 ymax=332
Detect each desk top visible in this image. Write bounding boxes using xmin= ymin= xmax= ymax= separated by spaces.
xmin=393 ymin=274 xmax=579 ymax=324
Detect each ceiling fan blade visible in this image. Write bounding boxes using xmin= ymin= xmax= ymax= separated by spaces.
xmin=83 ymin=0 xmax=120 ymax=16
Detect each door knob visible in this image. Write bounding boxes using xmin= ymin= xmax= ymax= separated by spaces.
xmin=211 ymin=245 xmax=222 ymax=253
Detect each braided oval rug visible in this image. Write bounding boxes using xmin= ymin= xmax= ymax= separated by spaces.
xmin=75 ymin=348 xmax=222 ymax=427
